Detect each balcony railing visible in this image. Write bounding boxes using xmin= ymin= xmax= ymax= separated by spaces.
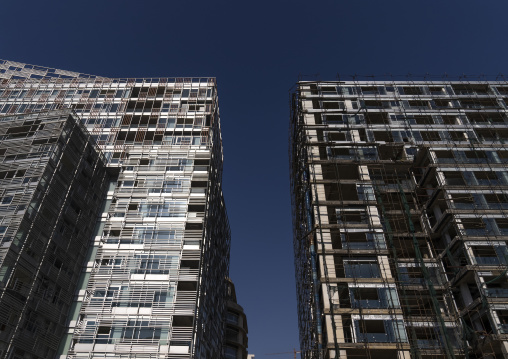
xmin=355 ymin=333 xmax=391 ymax=343
xmin=351 ymin=299 xmax=389 ymax=309
xmin=342 ymin=241 xmax=386 ymax=250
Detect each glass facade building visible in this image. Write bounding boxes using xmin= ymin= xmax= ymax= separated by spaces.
xmin=290 ymin=81 xmax=508 ymax=359
xmin=0 ymin=110 xmax=108 ymax=359
xmin=0 ymin=60 xmax=232 ymax=359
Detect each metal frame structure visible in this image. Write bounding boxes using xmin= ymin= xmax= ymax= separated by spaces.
xmin=0 ymin=61 xmax=232 ymax=359
xmin=290 ymin=80 xmax=508 ymax=359
xmin=0 ymin=110 xmax=109 ymax=359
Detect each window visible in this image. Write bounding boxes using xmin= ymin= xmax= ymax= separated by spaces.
xmin=398 ymin=266 xmax=425 ymax=285
xmin=122 ymin=320 xmax=162 ymax=341
xmin=350 ymin=286 xmax=399 ymax=309
xmin=442 ymin=171 xmax=466 ymax=186
xmin=400 ymin=86 xmax=423 ymax=95
xmin=420 ymin=131 xmax=441 ymax=141
xmin=360 ymin=86 xmax=385 ymax=95
xmin=411 ymin=327 xmax=441 ymax=348
xmin=121 ymin=180 xmax=136 ymax=187
xmin=472 ymin=245 xmax=508 ymax=265
xmin=398 ymin=264 xmax=442 ymax=285
xmin=336 ymin=207 xmax=369 ymax=225
xmin=225 ymin=345 xmax=237 ymax=359
xmin=147 ymin=179 xmax=189 ymax=194
xmin=135 ymin=228 xmax=177 ymax=241
xmin=226 ymin=327 xmax=239 ymax=341
xmin=139 ymin=201 xmax=187 ymax=217
xmin=406 ymin=100 xmax=430 ymax=109
xmin=363 ymin=100 xmax=391 ymax=109
xmin=357 ymin=185 xmax=375 ymax=201
xmin=474 ymin=171 xmax=501 ymax=185
xmin=227 ymin=312 xmax=239 ymax=325
xmin=429 ymin=87 xmax=445 ymax=95
xmin=354 ymin=319 xmax=407 ymax=343
xmin=166 ymin=158 xmax=192 ymax=171
xmin=321 ymin=101 xmax=345 ymax=109
xmin=133 ymin=254 xmax=178 ymax=275
xmin=450 ymin=193 xmax=475 ymax=209
xmin=340 ymin=232 xmax=386 ymax=250
xmin=496 ymin=219 xmax=508 ymax=235
xmin=1 ymin=196 xmax=12 ymax=205
xmin=344 ymin=257 xmax=381 ymax=278
xmin=111 ymin=284 xmax=175 ymax=308
xmin=484 ymin=193 xmax=508 ymax=210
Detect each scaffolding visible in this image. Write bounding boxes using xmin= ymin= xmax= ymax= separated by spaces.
xmin=290 ymin=79 xmax=508 ymax=359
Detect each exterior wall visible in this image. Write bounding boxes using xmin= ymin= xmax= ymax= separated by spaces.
xmin=0 ymin=110 xmax=108 ymax=359
xmin=225 ymin=279 xmax=248 ymax=359
xmin=290 ymin=81 xmax=508 ymax=359
xmin=0 ymin=61 xmax=231 ymax=359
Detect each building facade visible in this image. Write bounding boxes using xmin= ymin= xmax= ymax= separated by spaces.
xmin=290 ymin=80 xmax=508 ymax=359
xmin=0 ymin=60 xmax=232 ymax=359
xmin=224 ymin=278 xmax=248 ymax=359
xmin=0 ymin=110 xmax=109 ymax=359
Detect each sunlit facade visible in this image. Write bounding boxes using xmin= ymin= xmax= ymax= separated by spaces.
xmin=0 ymin=60 xmax=231 ymax=359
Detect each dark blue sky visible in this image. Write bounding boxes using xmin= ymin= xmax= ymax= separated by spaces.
xmin=3 ymin=1 xmax=507 ymax=357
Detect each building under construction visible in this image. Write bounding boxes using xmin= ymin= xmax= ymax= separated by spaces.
xmin=290 ymin=79 xmax=508 ymax=359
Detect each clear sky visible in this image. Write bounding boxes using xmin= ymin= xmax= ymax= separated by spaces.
xmin=2 ymin=1 xmax=508 ymax=358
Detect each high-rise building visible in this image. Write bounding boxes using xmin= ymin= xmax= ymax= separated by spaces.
xmin=0 ymin=110 xmax=109 ymax=359
xmin=0 ymin=60 xmax=233 ymax=359
xmin=225 ymin=278 xmax=248 ymax=359
xmin=290 ymin=80 xmax=508 ymax=359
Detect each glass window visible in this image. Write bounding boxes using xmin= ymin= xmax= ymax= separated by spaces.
xmin=344 ymin=258 xmax=381 ymax=278
xmin=354 ymin=319 xmax=407 ymax=343
xmin=227 ymin=312 xmax=239 ymax=325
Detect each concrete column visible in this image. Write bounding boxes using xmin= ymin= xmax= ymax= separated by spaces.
xmin=368 ymin=206 xmax=381 ymax=226
xmin=379 ymin=256 xmax=392 ymax=279
xmin=397 ymin=350 xmax=411 ymax=359
xmin=320 ymin=254 xmax=336 ymax=278
xmin=500 ymin=341 xmax=508 ymax=359
xmin=320 ymin=229 xmax=333 ymax=250
xmin=460 ymin=282 xmax=473 ymax=307
xmin=359 ymin=165 xmax=370 ymax=181
xmin=351 ymin=130 xmax=360 ymax=142
xmin=325 ymin=314 xmax=344 ymax=344
xmin=302 ymin=101 xmax=314 ymax=113
xmin=322 ymin=283 xmax=331 ymax=311
xmin=314 ymin=164 xmax=323 ymax=180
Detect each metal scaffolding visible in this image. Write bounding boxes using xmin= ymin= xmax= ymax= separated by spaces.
xmin=290 ymin=79 xmax=508 ymax=359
